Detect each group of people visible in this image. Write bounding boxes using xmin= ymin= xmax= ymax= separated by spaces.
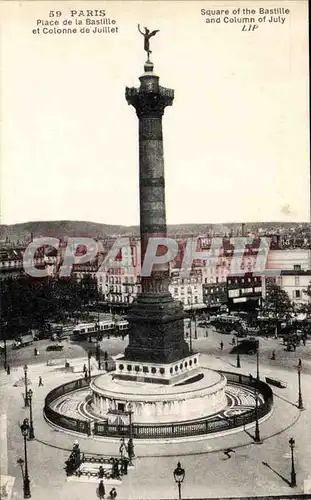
xmin=98 ymin=481 xmax=117 ymax=500
xmin=96 ymin=438 xmax=135 ymax=500
xmin=119 ymin=437 xmax=134 ymax=460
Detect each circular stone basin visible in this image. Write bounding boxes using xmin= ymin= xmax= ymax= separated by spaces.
xmin=90 ymin=368 xmax=227 ymax=424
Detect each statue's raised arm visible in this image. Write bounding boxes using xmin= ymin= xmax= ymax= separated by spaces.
xmin=137 ymin=24 xmax=160 ymax=61
xmin=137 ymin=23 xmax=144 ymax=35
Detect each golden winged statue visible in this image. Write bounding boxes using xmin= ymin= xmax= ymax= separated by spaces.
xmin=138 ymin=24 xmax=160 ymax=61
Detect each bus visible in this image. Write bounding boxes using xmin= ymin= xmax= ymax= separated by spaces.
xmin=210 ymin=315 xmax=246 ymax=335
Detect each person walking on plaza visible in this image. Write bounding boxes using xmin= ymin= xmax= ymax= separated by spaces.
xmin=98 ymin=479 xmax=106 ymax=499
xmin=109 ymin=487 xmax=117 ymax=499
xmin=224 ymin=448 xmax=235 ymax=459
xmin=111 ymin=458 xmax=120 ymax=479
xmin=271 ymin=350 xmax=276 ymax=360
xmin=127 ymin=437 xmax=135 ymax=459
xmin=38 ymin=376 xmax=43 ymax=386
xmin=98 ymin=465 xmax=104 ymax=479
xmin=119 ymin=438 xmax=126 ymax=458
xmin=6 ymin=364 xmax=10 ymax=375
xmin=220 ymin=341 xmax=224 ymax=351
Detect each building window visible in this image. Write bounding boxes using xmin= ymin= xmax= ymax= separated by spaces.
xmin=295 ymin=277 xmax=300 ymax=286
xmin=295 ymin=290 xmax=301 ymax=299
xmin=294 ymin=265 xmax=301 ymax=271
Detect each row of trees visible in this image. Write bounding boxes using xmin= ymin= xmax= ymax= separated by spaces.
xmin=1 ymin=275 xmax=100 ymax=339
xmin=261 ymin=281 xmax=311 ymax=317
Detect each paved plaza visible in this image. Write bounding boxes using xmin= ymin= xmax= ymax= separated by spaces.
xmin=1 ymin=328 xmax=311 ymax=499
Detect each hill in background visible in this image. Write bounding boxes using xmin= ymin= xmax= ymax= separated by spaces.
xmin=0 ymin=220 xmax=308 ymax=245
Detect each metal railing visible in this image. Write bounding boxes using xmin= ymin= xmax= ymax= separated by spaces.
xmin=44 ymin=371 xmax=273 ymax=438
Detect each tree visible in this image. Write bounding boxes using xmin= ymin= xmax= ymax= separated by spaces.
xmin=302 ymin=280 xmax=311 ymax=315
xmin=0 ymin=274 xmax=100 ymax=339
xmin=262 ymin=282 xmax=291 ymax=318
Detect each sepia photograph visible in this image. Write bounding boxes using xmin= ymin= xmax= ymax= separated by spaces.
xmin=0 ymin=1 xmax=310 ymax=499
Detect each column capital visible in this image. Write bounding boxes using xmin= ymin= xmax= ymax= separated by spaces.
xmin=126 ymin=82 xmax=174 ymax=118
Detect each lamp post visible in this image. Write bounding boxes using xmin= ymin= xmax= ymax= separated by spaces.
xmin=127 ymin=402 xmax=134 ymax=465
xmin=297 ymin=359 xmax=303 ymax=410
xmin=173 ymin=461 xmax=185 ymax=500
xmin=88 ymin=351 xmax=92 ymax=381
xmin=20 ymin=419 xmax=31 ymax=498
xmin=256 ymin=343 xmax=260 ymax=381
xmin=23 ymin=365 xmax=29 ymax=407
xmin=289 ymin=437 xmax=297 ymax=487
xmin=95 ymin=322 xmax=101 ymax=370
xmin=27 ymin=389 xmax=35 ymax=440
xmin=194 ymin=311 xmax=198 ymax=339
xmin=190 ymin=289 xmax=198 ymax=340
xmin=254 ymin=383 xmax=262 ymax=443
xmin=236 ymin=353 xmax=241 ymax=368
xmin=188 ymin=321 xmax=193 ymax=354
xmin=3 ymin=337 xmax=7 ymax=370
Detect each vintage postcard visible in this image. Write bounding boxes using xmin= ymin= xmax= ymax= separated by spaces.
xmin=0 ymin=1 xmax=310 ymax=500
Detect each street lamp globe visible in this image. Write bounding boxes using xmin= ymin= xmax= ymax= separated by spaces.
xmin=28 ymin=389 xmax=33 ymax=399
xmin=173 ymin=461 xmax=185 ymax=484
xmin=289 ymin=437 xmax=295 ymax=448
xmin=17 ymin=458 xmax=24 ymax=467
xmin=24 ymin=365 xmax=28 ymax=374
xmin=20 ymin=420 xmax=29 ymax=437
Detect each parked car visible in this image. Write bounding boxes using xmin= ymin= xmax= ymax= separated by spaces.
xmin=230 ymin=337 xmax=259 ymax=355
xmin=46 ymin=343 xmax=64 ymax=351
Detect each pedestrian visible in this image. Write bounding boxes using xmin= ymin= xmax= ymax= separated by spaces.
xmin=271 ymin=350 xmax=276 ymax=360
xmin=104 ymin=351 xmax=108 ymax=361
xmin=83 ymin=364 xmax=87 ymax=373
xmin=98 ymin=465 xmax=105 ymax=479
xmin=38 ymin=376 xmax=43 ymax=386
xmin=224 ymin=448 xmax=235 ymax=459
xmin=119 ymin=438 xmax=126 ymax=457
xmin=127 ymin=438 xmax=135 ymax=459
xmin=98 ymin=479 xmax=105 ymax=499
xmin=6 ymin=364 xmax=10 ymax=375
xmin=109 ymin=487 xmax=117 ymax=499
xmin=84 ymin=371 xmax=88 ymax=380
xmin=220 ymin=341 xmax=224 ymax=351
xmin=121 ymin=456 xmax=129 ymax=475
xmin=111 ymin=458 xmax=119 ymax=479
xmin=105 ymin=361 xmax=108 ymax=371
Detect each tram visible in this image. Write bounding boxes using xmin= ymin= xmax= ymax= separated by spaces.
xmin=72 ymin=319 xmax=129 ymax=340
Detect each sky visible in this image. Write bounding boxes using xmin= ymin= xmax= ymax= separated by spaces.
xmin=0 ymin=0 xmax=310 ymax=226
